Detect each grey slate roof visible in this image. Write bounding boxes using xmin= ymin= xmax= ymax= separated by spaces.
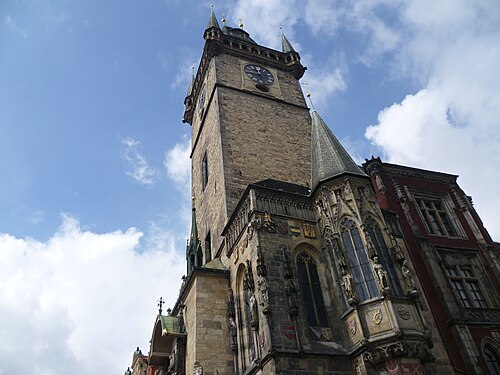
xmin=281 ymin=32 xmax=296 ymax=53
xmin=207 ymin=6 xmax=220 ymax=29
xmin=311 ymin=110 xmax=367 ymax=190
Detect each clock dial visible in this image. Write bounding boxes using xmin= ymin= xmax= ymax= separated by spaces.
xmin=198 ymin=83 xmax=206 ymax=115
xmin=244 ymin=64 xmax=275 ymax=85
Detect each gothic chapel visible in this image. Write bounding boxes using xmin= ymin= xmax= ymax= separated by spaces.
xmin=125 ymin=8 xmax=500 ymax=375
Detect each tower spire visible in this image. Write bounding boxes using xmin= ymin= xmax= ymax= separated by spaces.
xmin=186 ymin=196 xmax=201 ymax=273
xmin=207 ymin=4 xmax=220 ymax=29
xmin=280 ymin=27 xmax=296 ymax=53
xmin=310 ymin=109 xmax=367 ymax=190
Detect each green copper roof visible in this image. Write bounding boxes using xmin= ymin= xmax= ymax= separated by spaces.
xmin=204 ymin=257 xmax=226 ymax=270
xmin=311 ymin=110 xmax=367 ymax=190
xmin=207 ymin=5 xmax=220 ymax=29
xmin=159 ymin=315 xmax=184 ymax=336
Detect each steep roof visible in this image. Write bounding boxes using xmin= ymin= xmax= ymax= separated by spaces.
xmin=311 ymin=110 xmax=367 ymax=190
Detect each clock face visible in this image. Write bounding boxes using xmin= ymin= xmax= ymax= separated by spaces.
xmin=244 ymin=64 xmax=275 ymax=85
xmin=198 ymin=83 xmax=206 ymax=115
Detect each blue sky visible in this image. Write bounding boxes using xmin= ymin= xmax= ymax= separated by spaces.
xmin=1 ymin=1 xmax=499 ymax=374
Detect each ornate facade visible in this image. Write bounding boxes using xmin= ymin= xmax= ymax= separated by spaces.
xmin=126 ymin=9 xmax=500 ymax=375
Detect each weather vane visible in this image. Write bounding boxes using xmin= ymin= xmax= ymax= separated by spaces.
xmin=157 ymin=297 xmax=164 ymax=315
xmin=301 ymin=82 xmax=316 ymax=111
xmin=239 ymin=18 xmax=244 ymax=29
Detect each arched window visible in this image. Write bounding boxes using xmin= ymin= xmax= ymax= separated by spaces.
xmin=484 ymin=343 xmax=500 ymax=375
xmin=340 ymin=218 xmax=379 ymax=301
xmin=296 ymin=252 xmax=328 ymax=327
xmin=365 ymin=216 xmax=403 ymax=296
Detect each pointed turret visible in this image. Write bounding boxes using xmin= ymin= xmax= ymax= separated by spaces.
xmin=186 ymin=201 xmax=202 ymax=274
xmin=207 ymin=4 xmax=220 ymax=29
xmin=280 ymin=28 xmax=296 ymax=53
xmin=311 ymin=110 xmax=367 ymax=190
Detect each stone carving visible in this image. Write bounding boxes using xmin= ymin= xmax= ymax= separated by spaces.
xmin=370 ymin=308 xmax=383 ymax=325
xmin=257 ymin=276 xmax=270 ymax=315
xmin=362 ymin=342 xmax=404 ymax=365
xmin=281 ymin=245 xmax=294 ymax=279
xmin=348 ymin=318 xmax=357 ymax=335
xmin=256 ymin=246 xmax=271 ymax=315
xmin=285 ymin=279 xmax=299 ymax=317
xmin=244 ymin=260 xmax=255 ymax=291
xmin=372 ymin=256 xmax=389 ymax=292
xmin=227 ymin=288 xmax=237 ymax=351
xmin=364 ymin=230 xmax=377 ymax=259
xmin=397 ymin=306 xmax=410 ymax=320
xmin=249 ymin=291 xmax=259 ymax=329
xmin=278 ymin=223 xmax=289 ymax=235
xmin=303 ymin=223 xmax=316 ymax=238
xmin=341 ymin=268 xmax=357 ymax=305
xmin=391 ymin=243 xmax=406 ymax=264
xmin=401 ymin=260 xmax=418 ymax=296
xmin=260 ymin=211 xmax=277 ymax=233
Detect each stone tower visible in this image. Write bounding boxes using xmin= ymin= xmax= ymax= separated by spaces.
xmin=183 ymin=7 xmax=311 ymax=263
xmin=140 ymin=8 xmax=498 ymax=375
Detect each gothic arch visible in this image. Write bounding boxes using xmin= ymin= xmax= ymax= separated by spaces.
xmin=481 ymin=337 xmax=500 ymax=375
xmin=338 ymin=216 xmax=379 ymax=301
xmin=364 ymin=215 xmax=403 ymax=295
xmin=292 ymin=244 xmax=330 ymax=328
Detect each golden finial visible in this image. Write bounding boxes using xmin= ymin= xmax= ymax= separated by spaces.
xmin=222 ymin=14 xmax=226 ymax=25
xmin=239 ymin=18 xmax=244 ymax=29
xmin=210 ymin=3 xmax=213 ymax=9
xmin=279 ymin=26 xmax=283 ymax=34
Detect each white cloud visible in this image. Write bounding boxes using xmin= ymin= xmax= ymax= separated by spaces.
xmin=0 ymin=214 xmax=185 ymax=374
xmin=121 ymin=137 xmax=159 ymax=186
xmin=4 ymin=15 xmax=28 ymax=38
xmin=364 ymin=1 xmax=500 ymax=239
xmin=230 ymin=0 xmax=301 ymax=50
xmin=164 ymin=138 xmax=191 ymax=192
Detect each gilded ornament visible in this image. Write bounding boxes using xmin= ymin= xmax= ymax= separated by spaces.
xmin=303 ymin=223 xmax=316 ymax=238
xmin=370 ymin=309 xmax=383 ymax=325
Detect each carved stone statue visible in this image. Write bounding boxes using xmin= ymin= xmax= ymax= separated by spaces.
xmin=341 ymin=269 xmax=357 ymax=304
xmin=372 ymin=256 xmax=389 ymax=291
xmin=402 ymin=260 xmax=417 ymax=294
xmin=257 ymin=276 xmax=270 ymax=315
xmin=249 ymin=291 xmax=259 ymax=329
xmin=285 ymin=279 xmax=298 ymax=316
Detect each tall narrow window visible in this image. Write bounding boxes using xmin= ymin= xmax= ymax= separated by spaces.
xmin=296 ymin=252 xmax=328 ymax=327
xmin=340 ymin=218 xmax=379 ymax=301
xmin=365 ymin=216 xmax=403 ymax=296
xmin=416 ymin=196 xmax=458 ymax=237
xmin=204 ymin=231 xmax=211 ymax=264
xmin=446 ymin=265 xmax=488 ymax=309
xmin=201 ymin=152 xmax=208 ymax=190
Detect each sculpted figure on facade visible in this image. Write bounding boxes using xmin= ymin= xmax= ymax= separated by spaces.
xmin=373 ymin=256 xmax=389 ymax=292
xmin=341 ymin=268 xmax=357 ymax=304
xmin=401 ymin=260 xmax=417 ymax=295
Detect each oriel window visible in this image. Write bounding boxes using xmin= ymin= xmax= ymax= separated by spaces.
xmin=340 ymin=218 xmax=379 ymax=301
xmin=365 ymin=216 xmax=403 ymax=296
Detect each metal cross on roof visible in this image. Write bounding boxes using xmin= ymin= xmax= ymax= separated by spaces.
xmin=157 ymin=297 xmax=164 ymax=315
